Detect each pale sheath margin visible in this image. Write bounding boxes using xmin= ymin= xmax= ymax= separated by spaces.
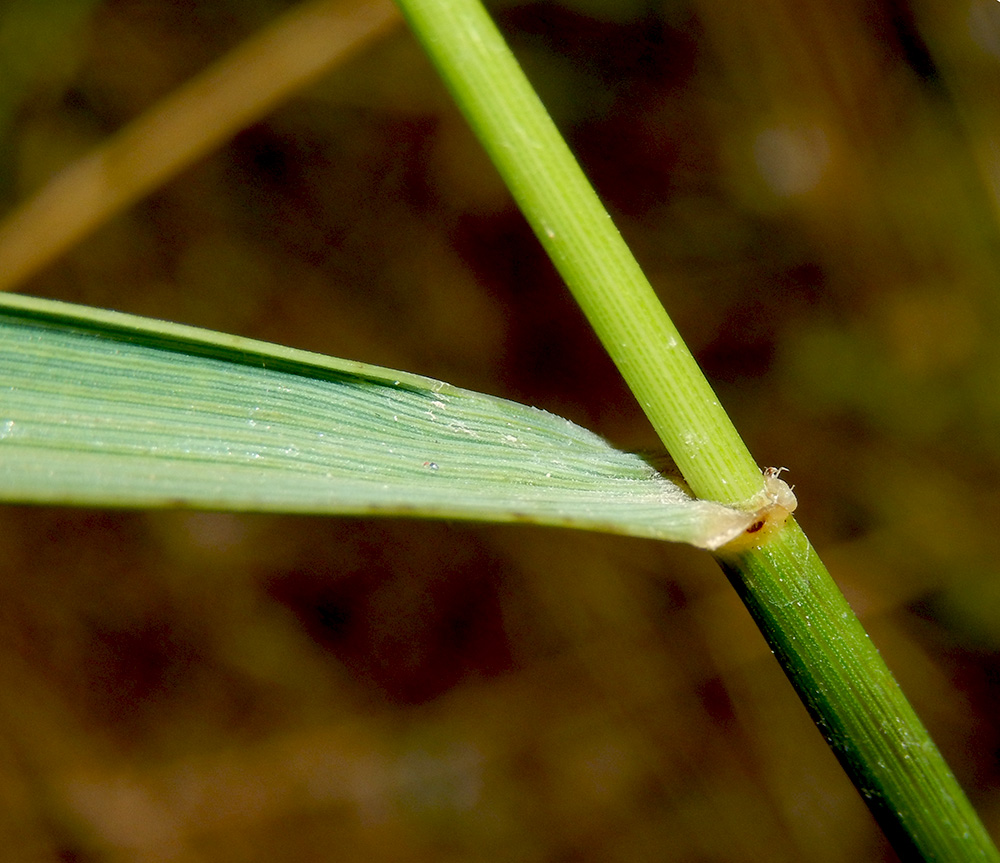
xmin=0 ymin=293 xmax=757 ymax=549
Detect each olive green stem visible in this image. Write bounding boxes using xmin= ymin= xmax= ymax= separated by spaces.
xmin=393 ymin=0 xmax=1000 ymax=859
xmin=396 ymin=0 xmax=759 ymax=506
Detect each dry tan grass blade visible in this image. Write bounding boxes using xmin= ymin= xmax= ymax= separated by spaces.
xmin=0 ymin=0 xmax=400 ymax=292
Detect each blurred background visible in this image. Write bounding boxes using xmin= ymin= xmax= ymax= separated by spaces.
xmin=2 ymin=0 xmax=1000 ymax=859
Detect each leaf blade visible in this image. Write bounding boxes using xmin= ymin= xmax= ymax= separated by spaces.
xmin=0 ymin=294 xmax=755 ymax=548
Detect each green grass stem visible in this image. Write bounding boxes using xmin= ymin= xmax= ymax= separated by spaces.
xmin=393 ymin=0 xmax=1000 ymax=858
xmin=396 ymin=0 xmax=758 ymax=506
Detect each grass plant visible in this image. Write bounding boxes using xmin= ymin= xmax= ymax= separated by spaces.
xmin=0 ymin=1 xmax=997 ymax=860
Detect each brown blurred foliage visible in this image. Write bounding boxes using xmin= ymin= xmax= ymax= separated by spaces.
xmin=2 ymin=0 xmax=1000 ymax=859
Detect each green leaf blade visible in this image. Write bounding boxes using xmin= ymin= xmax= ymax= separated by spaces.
xmin=0 ymin=294 xmax=755 ymax=548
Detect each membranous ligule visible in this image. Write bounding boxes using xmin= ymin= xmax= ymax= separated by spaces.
xmin=720 ymin=467 xmax=798 ymax=551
